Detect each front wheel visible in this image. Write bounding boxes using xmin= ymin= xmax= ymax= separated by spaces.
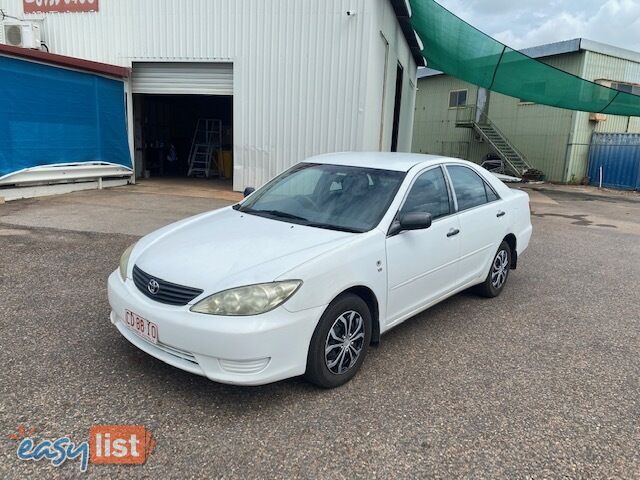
xmin=477 ymin=241 xmax=512 ymax=298
xmin=305 ymin=294 xmax=372 ymax=388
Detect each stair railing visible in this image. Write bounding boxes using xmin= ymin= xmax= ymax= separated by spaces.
xmin=473 ymin=108 xmax=530 ymax=171
xmin=455 ymin=105 xmax=476 ymax=125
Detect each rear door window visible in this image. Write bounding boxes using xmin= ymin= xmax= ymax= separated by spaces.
xmin=447 ymin=165 xmax=499 ymax=212
xmin=485 ymin=182 xmax=500 ymax=202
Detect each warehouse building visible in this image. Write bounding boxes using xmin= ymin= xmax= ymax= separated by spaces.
xmin=412 ymin=39 xmax=640 ymax=184
xmin=0 ymin=0 xmax=423 ymax=194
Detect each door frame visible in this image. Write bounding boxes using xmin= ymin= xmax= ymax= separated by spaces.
xmin=390 ymin=62 xmax=405 ymax=152
xmin=125 ymin=60 xmax=236 ymax=183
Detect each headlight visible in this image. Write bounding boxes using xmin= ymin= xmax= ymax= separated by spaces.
xmin=190 ymin=280 xmax=302 ymax=316
xmin=119 ymin=243 xmax=136 ymax=280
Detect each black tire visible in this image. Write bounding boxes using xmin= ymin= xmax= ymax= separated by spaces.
xmin=476 ymin=241 xmax=512 ymax=298
xmin=305 ymin=293 xmax=372 ymax=388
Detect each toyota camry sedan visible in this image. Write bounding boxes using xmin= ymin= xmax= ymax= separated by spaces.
xmin=108 ymin=153 xmax=532 ymax=388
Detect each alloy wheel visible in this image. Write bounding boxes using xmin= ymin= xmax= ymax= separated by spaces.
xmin=324 ymin=310 xmax=365 ymax=375
xmin=491 ymin=249 xmax=509 ymax=289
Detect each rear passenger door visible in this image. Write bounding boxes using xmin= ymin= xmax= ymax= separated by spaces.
xmin=445 ymin=164 xmax=505 ymax=285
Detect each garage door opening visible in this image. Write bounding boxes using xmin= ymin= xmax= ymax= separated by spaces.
xmin=133 ymin=94 xmax=233 ymax=182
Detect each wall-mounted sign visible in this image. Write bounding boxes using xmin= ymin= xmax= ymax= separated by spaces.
xmin=24 ymin=0 xmax=99 ymax=13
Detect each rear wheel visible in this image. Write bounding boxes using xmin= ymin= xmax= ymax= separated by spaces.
xmin=305 ymin=294 xmax=372 ymax=388
xmin=477 ymin=241 xmax=512 ymax=298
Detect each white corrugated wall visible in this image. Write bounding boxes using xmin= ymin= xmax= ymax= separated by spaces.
xmin=1 ymin=0 xmax=417 ymax=190
xmin=360 ymin=0 xmax=418 ymax=153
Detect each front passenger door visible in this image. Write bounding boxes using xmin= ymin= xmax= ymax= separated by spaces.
xmin=385 ymin=166 xmax=462 ymax=326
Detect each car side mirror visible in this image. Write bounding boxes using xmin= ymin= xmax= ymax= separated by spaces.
xmin=243 ymin=187 xmax=255 ymax=198
xmin=389 ymin=212 xmax=433 ymax=236
xmin=400 ymin=212 xmax=432 ymax=231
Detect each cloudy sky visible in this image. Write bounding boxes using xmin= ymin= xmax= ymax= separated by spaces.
xmin=435 ymin=0 xmax=640 ymax=52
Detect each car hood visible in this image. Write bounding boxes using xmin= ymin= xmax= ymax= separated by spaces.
xmin=133 ymin=207 xmax=357 ymax=295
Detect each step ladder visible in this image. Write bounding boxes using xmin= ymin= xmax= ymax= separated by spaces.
xmin=187 ymin=119 xmax=222 ymax=178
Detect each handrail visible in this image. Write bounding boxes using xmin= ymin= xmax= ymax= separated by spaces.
xmin=455 ymin=105 xmax=476 ymax=124
xmin=456 ymin=105 xmax=531 ymax=175
xmin=474 ymin=109 xmax=530 ymax=164
xmin=456 ymin=105 xmax=531 ymax=173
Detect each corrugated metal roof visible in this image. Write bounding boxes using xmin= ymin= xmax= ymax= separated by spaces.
xmin=0 ymin=43 xmax=130 ymax=78
xmin=524 ymin=38 xmax=640 ymax=64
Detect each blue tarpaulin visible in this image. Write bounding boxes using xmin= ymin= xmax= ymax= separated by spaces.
xmin=0 ymin=55 xmax=131 ymax=178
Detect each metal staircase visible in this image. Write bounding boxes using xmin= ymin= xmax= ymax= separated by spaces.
xmin=455 ymin=106 xmax=532 ymax=177
xmin=187 ymin=119 xmax=222 ymax=178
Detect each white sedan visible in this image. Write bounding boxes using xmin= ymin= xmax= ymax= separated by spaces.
xmin=108 ymin=153 xmax=532 ymax=388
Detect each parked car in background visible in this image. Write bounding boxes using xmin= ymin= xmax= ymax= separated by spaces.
xmin=108 ymin=153 xmax=532 ymax=388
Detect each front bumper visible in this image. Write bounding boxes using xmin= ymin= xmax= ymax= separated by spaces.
xmin=107 ymin=271 xmax=325 ymax=386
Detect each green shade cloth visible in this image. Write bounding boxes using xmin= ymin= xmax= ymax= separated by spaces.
xmin=410 ymin=0 xmax=640 ymax=116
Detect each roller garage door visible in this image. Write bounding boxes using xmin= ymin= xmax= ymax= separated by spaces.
xmin=131 ymin=62 xmax=233 ymax=95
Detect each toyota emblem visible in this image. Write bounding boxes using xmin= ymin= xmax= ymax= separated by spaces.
xmin=147 ymin=279 xmax=160 ymax=295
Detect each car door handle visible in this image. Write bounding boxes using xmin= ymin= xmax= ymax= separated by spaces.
xmin=497 ymin=211 xmax=506 ymax=218
xmin=447 ymin=228 xmax=460 ymax=238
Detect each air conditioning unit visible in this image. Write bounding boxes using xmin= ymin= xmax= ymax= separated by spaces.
xmin=2 ymin=22 xmax=41 ymax=49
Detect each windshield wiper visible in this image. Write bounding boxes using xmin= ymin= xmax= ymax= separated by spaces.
xmin=302 ymin=222 xmax=364 ymax=233
xmin=244 ymin=208 xmax=309 ymax=222
xmin=240 ymin=207 xmax=362 ymax=233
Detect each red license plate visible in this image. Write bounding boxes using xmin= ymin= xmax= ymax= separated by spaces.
xmin=124 ymin=310 xmax=159 ymax=344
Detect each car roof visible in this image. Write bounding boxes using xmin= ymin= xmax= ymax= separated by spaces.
xmin=303 ymin=152 xmax=451 ymax=172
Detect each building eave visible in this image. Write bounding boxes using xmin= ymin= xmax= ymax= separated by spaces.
xmin=390 ymin=0 xmax=426 ymax=67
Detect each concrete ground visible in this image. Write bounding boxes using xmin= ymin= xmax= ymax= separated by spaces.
xmin=0 ymin=180 xmax=639 ymax=478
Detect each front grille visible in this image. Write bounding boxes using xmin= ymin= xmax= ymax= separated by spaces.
xmin=132 ymin=265 xmax=203 ymax=306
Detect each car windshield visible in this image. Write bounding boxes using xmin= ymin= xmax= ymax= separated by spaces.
xmin=236 ymin=163 xmax=406 ymax=232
